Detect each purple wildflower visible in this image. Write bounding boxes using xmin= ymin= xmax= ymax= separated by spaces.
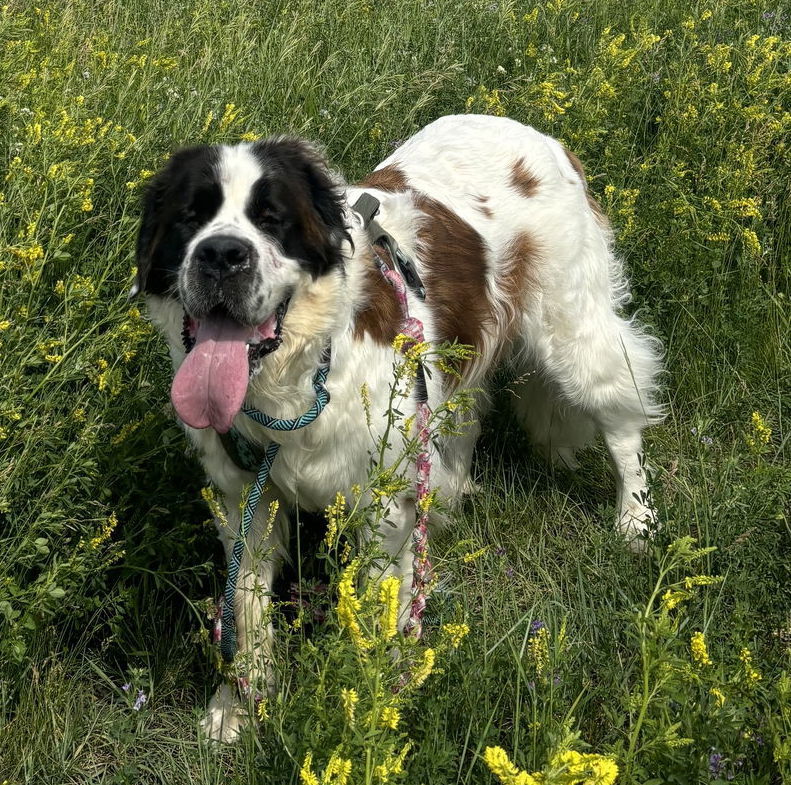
xmin=530 ymin=620 xmax=545 ymax=636
xmin=133 ymin=689 xmax=147 ymax=711
xmin=495 ymin=546 xmax=507 ymax=557
xmin=701 ymin=435 xmax=714 ymax=446
xmin=709 ymin=751 xmax=724 ymax=777
xmin=121 ymin=682 xmax=131 ymax=692
xmin=505 ymin=567 xmax=514 ymax=578
xmin=691 ymin=426 xmax=699 ymax=436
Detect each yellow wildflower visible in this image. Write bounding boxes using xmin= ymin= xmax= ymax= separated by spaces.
xmin=89 ymin=512 xmax=118 ymax=550
xmin=661 ymin=589 xmax=688 ymax=612
xmin=256 ymin=698 xmax=268 ymax=721
xmin=0 ymin=320 xmax=11 ymax=331
xmin=337 ymin=559 xmax=371 ymax=651
xmin=683 ymin=575 xmax=722 ymax=590
xmin=219 ymin=103 xmax=240 ymax=132
xmin=379 ymin=705 xmax=400 ymax=730
xmin=360 ymin=382 xmax=372 ymax=426
xmin=200 ymin=485 xmax=228 ymax=527
xmin=299 ymin=752 xmax=320 ymax=785
xmin=240 ymin=131 xmax=261 ymax=141
xmin=322 ymin=752 xmax=352 ymax=785
xmin=483 ymin=746 xmax=541 ymax=785
xmin=739 ymin=647 xmax=762 ymax=686
xmin=691 ymin=631 xmax=713 ymax=666
xmin=746 ymin=411 xmax=772 ymax=454
xmin=463 ymin=545 xmax=490 ymax=563
xmin=552 ymin=750 xmax=619 ymax=785
xmin=528 ymin=626 xmax=550 ymax=676
xmin=742 ymin=229 xmax=761 ymax=257
xmin=710 ymin=687 xmax=726 ymax=707
xmin=378 ymin=575 xmax=401 ymax=640
xmin=373 ymin=742 xmax=411 ymax=783
xmin=442 ymin=622 xmax=470 ymax=649
xmin=324 ymin=491 xmax=346 ymax=547
xmin=340 ymin=687 xmax=358 ymax=725
xmin=409 ymin=647 xmax=435 ymax=688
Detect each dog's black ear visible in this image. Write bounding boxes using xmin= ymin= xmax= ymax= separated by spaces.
xmin=133 ymin=146 xmax=219 ymax=296
xmin=133 ymin=173 xmax=168 ymax=295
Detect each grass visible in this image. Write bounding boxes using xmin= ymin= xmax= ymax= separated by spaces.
xmin=0 ymin=0 xmax=790 ymax=782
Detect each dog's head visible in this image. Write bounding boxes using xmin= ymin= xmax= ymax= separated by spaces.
xmin=135 ymin=138 xmax=349 ymax=432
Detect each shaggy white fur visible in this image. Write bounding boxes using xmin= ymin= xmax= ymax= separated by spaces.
xmin=145 ymin=114 xmax=663 ymax=742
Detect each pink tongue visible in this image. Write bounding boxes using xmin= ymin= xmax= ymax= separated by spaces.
xmin=171 ymin=317 xmax=252 ymax=433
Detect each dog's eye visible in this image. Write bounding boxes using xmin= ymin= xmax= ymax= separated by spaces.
xmin=258 ymin=209 xmax=283 ymax=228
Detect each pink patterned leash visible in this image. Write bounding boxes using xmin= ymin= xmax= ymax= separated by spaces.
xmin=374 ymin=253 xmax=433 ymax=639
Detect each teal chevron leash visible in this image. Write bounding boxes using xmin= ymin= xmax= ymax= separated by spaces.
xmin=219 ymin=344 xmax=331 ymax=662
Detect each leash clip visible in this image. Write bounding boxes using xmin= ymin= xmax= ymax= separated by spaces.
xmin=352 ymin=192 xmax=427 ymax=301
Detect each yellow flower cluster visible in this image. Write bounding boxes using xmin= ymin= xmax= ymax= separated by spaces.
xmin=528 ymin=626 xmax=550 ymax=677
xmin=340 ymin=687 xmax=358 ymax=725
xmin=378 ymin=705 xmax=400 ymax=730
xmin=484 ymin=746 xmax=619 ymax=785
xmin=745 ymin=411 xmax=772 ymax=454
xmin=88 ymin=512 xmax=118 ymax=550
xmin=299 ymin=751 xmax=353 ymax=785
xmin=324 ymin=491 xmax=346 ymax=547
xmin=373 ymin=742 xmax=411 ymax=783
xmin=710 ymin=687 xmax=726 ymax=707
xmin=463 ymin=545 xmax=490 ymax=563
xmin=739 ymin=647 xmax=762 ymax=686
xmin=408 ymin=647 xmax=436 ymax=689
xmin=690 ymin=631 xmax=713 ymax=666
xmin=442 ymin=622 xmax=470 ymax=649
xmin=337 ymin=558 xmax=371 ymax=652
xmin=200 ymin=485 xmax=228 ymax=527
xmin=465 ymin=85 xmax=507 ymax=116
xmin=378 ymin=575 xmax=400 ymax=640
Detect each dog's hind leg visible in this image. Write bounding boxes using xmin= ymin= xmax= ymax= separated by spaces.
xmin=510 ymin=214 xmax=663 ymax=547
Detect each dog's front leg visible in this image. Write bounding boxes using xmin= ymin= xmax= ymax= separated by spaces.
xmin=201 ymin=486 xmax=288 ymax=743
xmin=369 ymin=496 xmax=416 ymax=627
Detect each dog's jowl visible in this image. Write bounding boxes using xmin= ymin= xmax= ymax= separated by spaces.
xmin=136 ymin=114 xmax=663 ymax=741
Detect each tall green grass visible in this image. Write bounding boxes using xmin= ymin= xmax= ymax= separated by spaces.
xmin=0 ymin=0 xmax=789 ymax=782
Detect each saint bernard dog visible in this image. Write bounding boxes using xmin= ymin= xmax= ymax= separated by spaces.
xmin=135 ymin=114 xmax=663 ymax=740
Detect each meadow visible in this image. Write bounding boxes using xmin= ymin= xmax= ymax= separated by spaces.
xmin=0 ymin=0 xmax=789 ymax=782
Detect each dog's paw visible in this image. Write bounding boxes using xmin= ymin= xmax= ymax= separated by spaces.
xmin=462 ymin=475 xmax=481 ymax=495
xmin=200 ymin=683 xmax=249 ymax=744
xmin=618 ymin=500 xmax=657 ymax=554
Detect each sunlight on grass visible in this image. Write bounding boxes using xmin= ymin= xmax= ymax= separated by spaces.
xmin=0 ymin=0 xmax=789 ymax=782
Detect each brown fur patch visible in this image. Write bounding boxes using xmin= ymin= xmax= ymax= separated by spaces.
xmin=352 ymin=165 xmax=410 ymax=345
xmin=510 ymin=158 xmax=541 ymax=198
xmin=563 ymin=147 xmax=609 ymax=227
xmin=563 ymin=147 xmax=587 ymax=183
xmin=352 ymin=247 xmax=401 ymax=345
xmin=358 ymin=164 xmax=409 ymax=192
xmin=414 ymin=194 xmax=491 ymax=358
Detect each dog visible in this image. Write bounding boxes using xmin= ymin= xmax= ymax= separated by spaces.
xmin=135 ymin=114 xmax=663 ymax=741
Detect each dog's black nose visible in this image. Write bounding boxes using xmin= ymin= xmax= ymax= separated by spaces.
xmin=193 ymin=235 xmax=252 ymax=280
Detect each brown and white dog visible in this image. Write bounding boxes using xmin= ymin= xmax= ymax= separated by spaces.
xmin=136 ymin=114 xmax=663 ymax=740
